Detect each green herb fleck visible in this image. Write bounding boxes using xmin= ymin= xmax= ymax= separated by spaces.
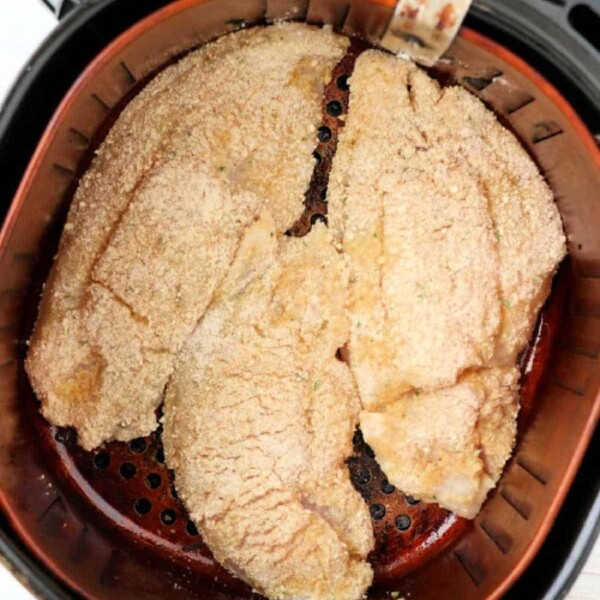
xmin=502 ymin=297 xmax=512 ymax=308
xmin=218 ymin=165 xmax=226 ymax=172
xmin=312 ymin=380 xmax=322 ymax=391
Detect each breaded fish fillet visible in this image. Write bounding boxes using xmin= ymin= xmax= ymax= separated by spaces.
xmin=27 ymin=24 xmax=348 ymax=449
xmin=329 ymin=51 xmax=502 ymax=409
xmin=163 ymin=217 xmax=373 ymax=600
xmin=331 ymin=51 xmax=564 ymax=518
xmin=361 ymin=368 xmax=520 ymax=519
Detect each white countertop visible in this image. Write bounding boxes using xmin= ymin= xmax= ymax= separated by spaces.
xmin=0 ymin=2 xmax=597 ymax=599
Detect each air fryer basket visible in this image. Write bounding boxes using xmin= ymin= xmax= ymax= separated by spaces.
xmin=0 ymin=1 xmax=599 ymax=599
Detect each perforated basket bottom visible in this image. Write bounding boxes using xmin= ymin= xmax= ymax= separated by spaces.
xmin=21 ymin=35 xmax=564 ymax=595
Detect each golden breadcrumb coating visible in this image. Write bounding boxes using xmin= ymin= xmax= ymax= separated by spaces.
xmin=434 ymin=85 xmax=566 ymax=365
xmin=164 ymin=218 xmax=373 ymax=600
xmin=330 ymin=51 xmax=564 ymax=518
xmin=26 ymin=24 xmax=348 ymax=449
xmin=361 ymin=368 xmax=519 ymax=519
xmin=329 ymin=51 xmax=502 ymax=409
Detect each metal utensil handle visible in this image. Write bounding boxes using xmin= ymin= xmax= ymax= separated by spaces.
xmin=39 ymin=0 xmax=85 ymax=19
xmin=380 ymin=0 xmax=474 ymax=66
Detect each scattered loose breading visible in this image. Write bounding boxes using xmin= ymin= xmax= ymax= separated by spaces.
xmin=26 ymin=24 xmax=348 ymax=449
xmin=163 ymin=218 xmax=373 ymax=600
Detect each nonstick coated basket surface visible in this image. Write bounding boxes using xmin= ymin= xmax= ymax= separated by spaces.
xmin=0 ymin=1 xmax=599 ymax=599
